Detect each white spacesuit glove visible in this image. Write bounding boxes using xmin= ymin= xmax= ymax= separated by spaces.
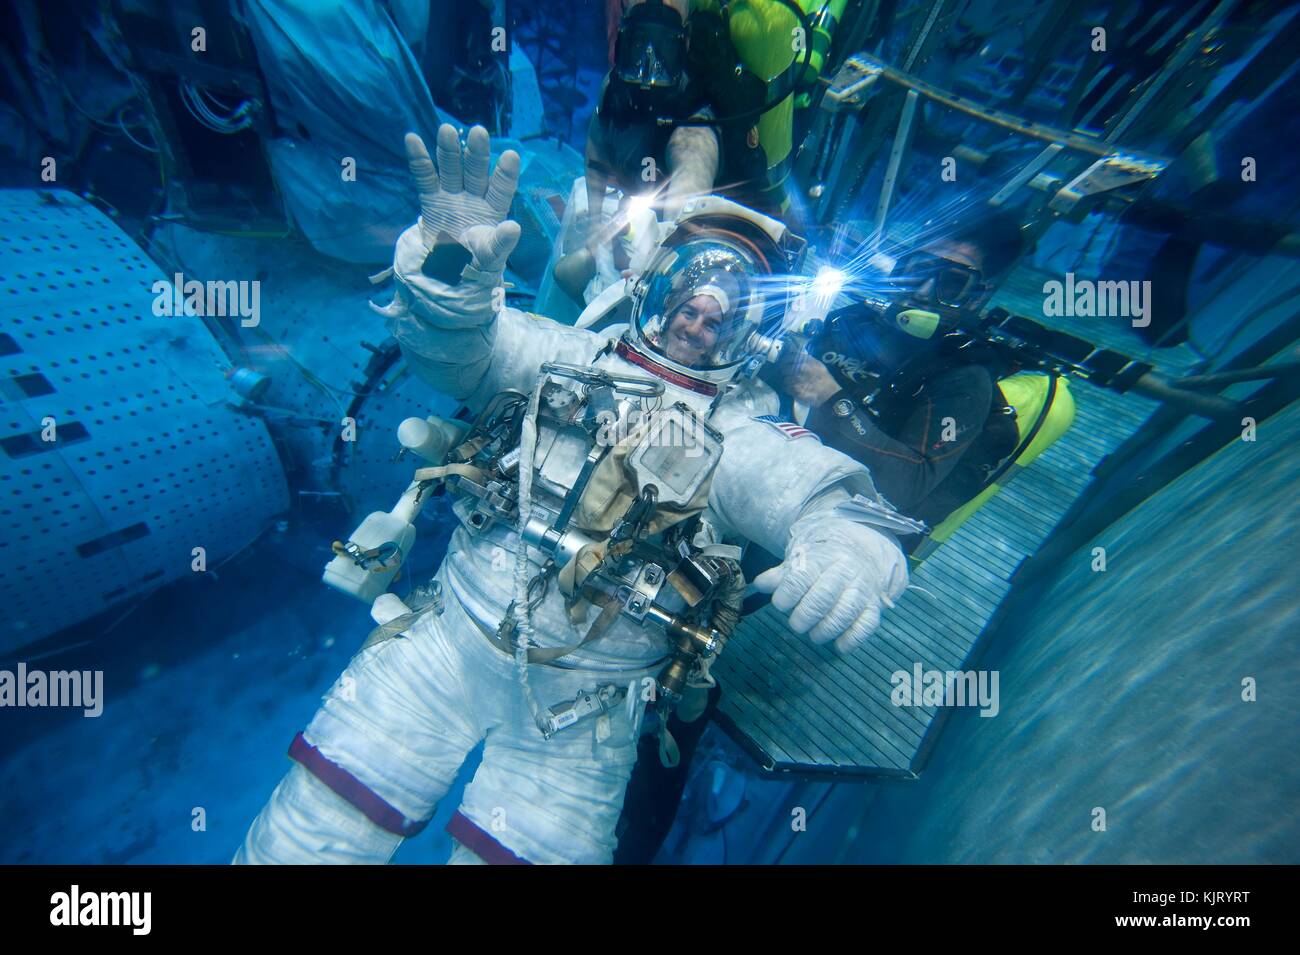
xmin=752 ymin=510 xmax=909 ymax=655
xmin=408 ymin=124 xmax=519 ymax=251
xmin=387 ymin=124 xmax=522 ymax=325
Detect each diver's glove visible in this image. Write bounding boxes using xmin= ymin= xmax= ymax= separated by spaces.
xmin=752 ymin=510 xmax=908 ymax=655
xmin=385 ymin=124 xmax=522 ymax=327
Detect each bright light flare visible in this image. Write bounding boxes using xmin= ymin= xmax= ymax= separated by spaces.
xmin=626 ymin=193 xmax=654 ymax=219
xmin=811 ymin=266 xmax=847 ymax=302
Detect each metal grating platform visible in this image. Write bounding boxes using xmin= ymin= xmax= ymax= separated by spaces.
xmin=713 ymin=273 xmax=1197 ymax=778
xmin=0 ymin=190 xmax=289 ymax=655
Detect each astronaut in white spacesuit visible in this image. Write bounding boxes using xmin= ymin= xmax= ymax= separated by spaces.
xmin=234 ymin=124 xmax=908 ymax=865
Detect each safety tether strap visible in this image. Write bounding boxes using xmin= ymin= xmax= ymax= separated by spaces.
xmin=412 ymin=462 xmax=489 ymax=484
xmin=487 ymin=590 xmax=624 ymax=665
xmin=359 ymin=609 xmax=429 ymax=651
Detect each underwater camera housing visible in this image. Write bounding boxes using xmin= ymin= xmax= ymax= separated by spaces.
xmin=809 ymin=291 xmax=1240 ymax=421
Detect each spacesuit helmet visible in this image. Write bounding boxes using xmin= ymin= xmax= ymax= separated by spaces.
xmin=623 ymin=197 xmax=803 ymax=388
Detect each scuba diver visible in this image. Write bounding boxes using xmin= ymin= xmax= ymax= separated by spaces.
xmin=557 ymin=0 xmax=838 ymax=303
xmin=234 ymin=123 xmax=911 ymax=865
xmin=774 ymin=209 xmax=1031 ymax=535
xmin=585 ymin=0 xmax=710 ymax=218
xmin=557 ymin=0 xmax=715 ymax=302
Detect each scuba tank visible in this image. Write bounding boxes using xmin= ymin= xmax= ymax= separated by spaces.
xmin=677 ymin=0 xmax=823 ymax=215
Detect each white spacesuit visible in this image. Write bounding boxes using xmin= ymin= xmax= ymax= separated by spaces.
xmin=235 ymin=124 xmax=908 ymax=865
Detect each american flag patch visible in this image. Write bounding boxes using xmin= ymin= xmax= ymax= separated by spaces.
xmin=755 ymin=415 xmax=817 ymax=441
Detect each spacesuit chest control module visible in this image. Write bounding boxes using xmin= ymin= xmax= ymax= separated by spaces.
xmin=238 ymin=123 xmax=910 ymax=866
xmin=432 ymin=360 xmax=742 ymax=735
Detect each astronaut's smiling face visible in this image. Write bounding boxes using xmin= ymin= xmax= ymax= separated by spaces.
xmin=663 ymin=294 xmax=723 ymax=365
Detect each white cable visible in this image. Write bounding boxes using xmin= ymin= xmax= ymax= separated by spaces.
xmin=511 ymin=372 xmax=549 ymax=733
xmin=115 ymin=107 xmax=158 ymax=153
xmin=179 ymin=81 xmax=253 ymax=134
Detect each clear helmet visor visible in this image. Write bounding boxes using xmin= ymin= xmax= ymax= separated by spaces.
xmin=634 ymin=234 xmax=779 ymax=371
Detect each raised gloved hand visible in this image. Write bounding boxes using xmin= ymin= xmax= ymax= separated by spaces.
xmin=752 ymin=510 xmax=908 ymax=654
xmin=407 ymin=124 xmax=519 ymax=253
xmin=388 ymin=124 xmax=522 ymax=321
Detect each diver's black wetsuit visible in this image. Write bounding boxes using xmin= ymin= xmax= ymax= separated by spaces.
xmin=807 ymin=363 xmax=1019 ymax=534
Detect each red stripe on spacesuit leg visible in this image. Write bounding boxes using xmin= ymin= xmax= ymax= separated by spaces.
xmin=288 ymin=732 xmax=430 ymax=837
xmin=446 ymin=810 xmax=533 ymax=865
